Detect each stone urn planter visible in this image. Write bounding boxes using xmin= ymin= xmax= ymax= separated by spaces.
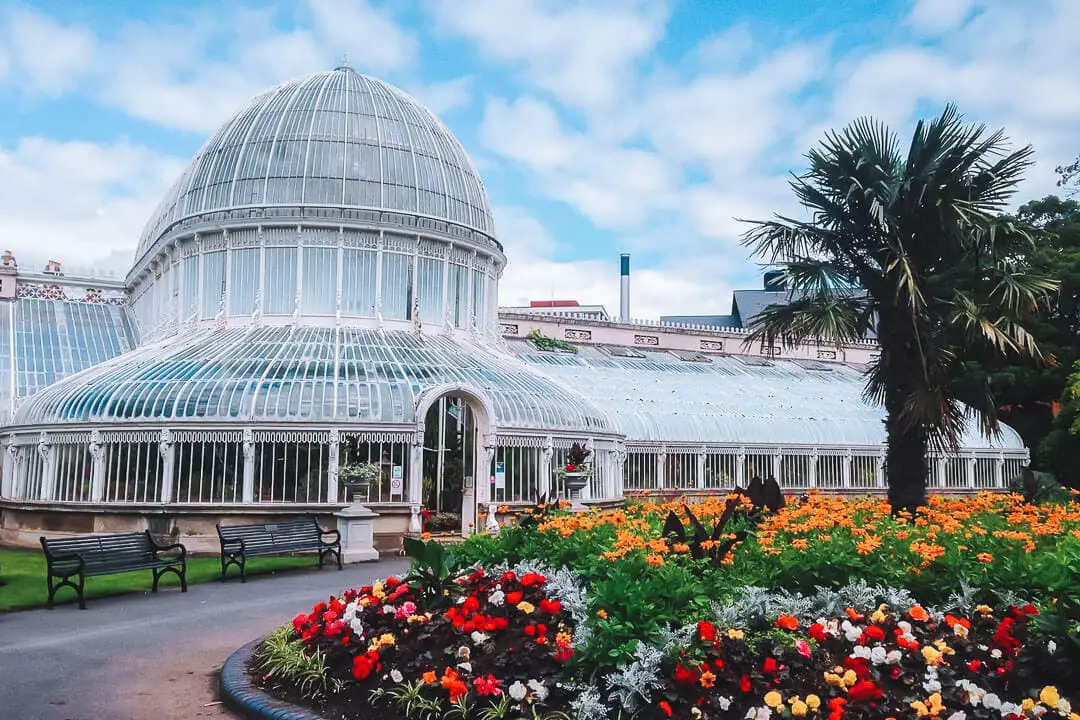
xmin=563 ymin=471 xmax=590 ymax=512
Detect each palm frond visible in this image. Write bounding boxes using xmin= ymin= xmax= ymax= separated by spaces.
xmin=744 ymin=293 xmax=874 ymax=349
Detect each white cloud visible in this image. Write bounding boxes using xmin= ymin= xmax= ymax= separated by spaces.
xmin=0 ymin=6 xmax=96 ymax=96
xmin=908 ymin=0 xmax=979 ymax=34
xmin=407 ymin=76 xmax=474 ymax=117
xmin=0 ymin=138 xmax=184 ymax=274
xmin=429 ymin=0 xmax=670 ymax=110
xmin=307 ymin=0 xmax=419 ymax=72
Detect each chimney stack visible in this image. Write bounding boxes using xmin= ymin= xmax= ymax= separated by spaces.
xmin=619 ymin=253 xmax=630 ymax=323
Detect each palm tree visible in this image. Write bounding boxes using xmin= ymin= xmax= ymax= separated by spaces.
xmin=741 ymin=105 xmax=1058 ymax=513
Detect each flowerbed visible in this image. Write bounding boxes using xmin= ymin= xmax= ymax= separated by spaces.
xmin=252 ymin=493 xmax=1080 ymax=719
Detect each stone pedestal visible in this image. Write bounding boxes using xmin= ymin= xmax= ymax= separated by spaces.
xmin=336 ymin=501 xmax=379 ymax=563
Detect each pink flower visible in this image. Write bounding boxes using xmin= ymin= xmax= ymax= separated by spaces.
xmin=394 ymin=601 xmax=418 ymax=620
xmin=796 ymin=639 xmax=812 ymax=658
xmin=474 ymin=674 xmax=502 ymax=696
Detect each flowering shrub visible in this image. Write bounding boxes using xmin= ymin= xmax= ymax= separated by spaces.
xmin=640 ymin=603 xmax=1077 ymax=720
xmin=257 ymin=567 xmax=576 ymax=718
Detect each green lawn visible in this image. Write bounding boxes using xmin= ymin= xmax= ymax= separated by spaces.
xmin=0 ymin=547 xmax=318 ymax=612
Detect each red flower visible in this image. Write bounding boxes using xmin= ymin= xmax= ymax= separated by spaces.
xmin=763 ymin=657 xmax=778 ymax=675
xmin=697 ymin=620 xmax=717 ymax=642
xmin=659 ymin=700 xmax=673 ymax=717
xmin=842 ymin=656 xmax=871 ymax=681
xmin=351 ymin=652 xmax=379 ymax=681
xmin=1020 ymin=604 xmax=1039 ymax=616
xmin=796 ymin=640 xmax=812 ymax=658
xmin=462 ymin=596 xmax=480 ymax=614
xmin=863 ymin=625 xmax=885 ymax=642
xmin=473 ymin=674 xmax=502 ymax=697
xmin=521 ymin=572 xmax=546 ymax=587
xmin=775 ymin=615 xmax=799 ymax=631
xmin=808 ymin=623 xmax=827 ymax=642
xmin=847 ymin=680 xmax=883 ymax=702
xmin=385 ymin=576 xmax=401 ymax=588
xmin=566 ymin=463 xmax=577 ymax=472
xmin=524 ymin=624 xmax=536 ymax=636
xmin=505 ymin=591 xmax=524 ymax=605
xmin=968 ymin=660 xmax=982 ymax=673
xmin=540 ymin=599 xmax=562 ymax=615
xmin=554 ymin=644 xmax=573 ymax=662
xmin=739 ymin=674 xmax=752 ymax=693
xmin=673 ymin=662 xmax=700 ymax=686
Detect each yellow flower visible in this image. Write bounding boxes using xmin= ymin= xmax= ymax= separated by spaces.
xmin=1040 ymin=687 xmax=1061 ymax=707
xmin=791 ymin=699 xmax=809 ymax=717
xmin=805 ymin=695 xmax=821 ymax=710
xmin=1022 ymin=699 xmax=1036 ymax=713
xmin=975 ymin=604 xmax=993 ymax=616
xmin=726 ymin=628 xmax=745 ymax=640
xmin=517 ymin=601 xmax=536 ymax=614
xmin=824 ymin=672 xmax=845 ymax=689
xmin=372 ymin=581 xmax=386 ymax=599
xmin=922 ymin=646 xmax=943 ymax=666
xmin=764 ymin=691 xmax=783 ymax=708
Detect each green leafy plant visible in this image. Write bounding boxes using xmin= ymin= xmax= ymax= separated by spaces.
xmin=256 ymin=626 xmax=342 ymax=701
xmin=526 ymin=328 xmax=577 ymax=354
xmin=402 ymin=536 xmax=459 ymax=610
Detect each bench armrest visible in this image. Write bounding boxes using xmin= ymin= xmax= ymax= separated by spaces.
xmin=43 ymin=550 xmax=85 ymax=574
xmin=219 ymin=536 xmax=245 ymax=547
xmin=319 ymin=527 xmax=341 ymax=544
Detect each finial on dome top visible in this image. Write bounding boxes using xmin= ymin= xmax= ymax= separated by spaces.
xmin=336 ymin=51 xmax=352 ymax=71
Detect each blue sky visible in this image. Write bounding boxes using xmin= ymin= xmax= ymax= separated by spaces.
xmin=1 ymin=0 xmax=1078 ymax=319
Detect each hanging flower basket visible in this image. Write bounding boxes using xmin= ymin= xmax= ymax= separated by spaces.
xmin=338 ymin=462 xmax=381 ymax=499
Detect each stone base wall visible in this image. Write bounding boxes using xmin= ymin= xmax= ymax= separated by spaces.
xmin=0 ymin=502 xmax=414 ymax=556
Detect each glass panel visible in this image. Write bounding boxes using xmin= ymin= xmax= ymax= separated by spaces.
xmin=341 ymin=249 xmax=377 ymax=317
xmin=471 ymin=267 xmax=485 ymax=329
xmin=229 ymin=248 xmax=259 ymax=316
xmin=302 ymin=247 xmax=337 ymax=315
xmin=264 ymin=247 xmax=298 ymax=315
xmin=417 ymin=257 xmax=444 ymax=323
xmin=200 ymin=251 xmax=226 ymax=319
xmin=448 ymin=263 xmax=466 ymax=328
xmin=381 ymin=252 xmax=413 ymax=320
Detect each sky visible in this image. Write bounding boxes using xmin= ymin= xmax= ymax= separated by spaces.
xmin=1 ymin=0 xmax=1078 ymax=320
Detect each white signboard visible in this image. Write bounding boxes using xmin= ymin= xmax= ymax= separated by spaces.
xmin=495 ymin=461 xmax=506 ymax=490
xmin=390 ymin=465 xmax=404 ymax=499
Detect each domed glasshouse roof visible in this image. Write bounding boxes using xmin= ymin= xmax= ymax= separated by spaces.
xmin=134 ymin=66 xmax=495 ymax=268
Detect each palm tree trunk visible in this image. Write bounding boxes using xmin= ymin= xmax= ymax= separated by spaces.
xmin=878 ymin=305 xmax=930 ymax=514
xmin=884 ymin=394 xmax=928 ymax=514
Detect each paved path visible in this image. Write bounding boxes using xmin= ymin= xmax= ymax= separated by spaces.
xmin=0 ymin=559 xmax=408 ymax=720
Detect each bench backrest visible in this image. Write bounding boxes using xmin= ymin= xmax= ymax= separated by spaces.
xmin=42 ymin=531 xmax=155 ymax=564
xmin=218 ymin=518 xmax=320 ymax=545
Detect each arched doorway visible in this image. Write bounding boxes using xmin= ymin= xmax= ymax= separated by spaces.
xmin=412 ymin=386 xmax=494 ymax=536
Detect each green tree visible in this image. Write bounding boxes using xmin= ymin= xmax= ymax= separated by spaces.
xmin=953 ymin=196 xmax=1080 ymax=476
xmin=741 ymin=106 xmax=1058 ymax=513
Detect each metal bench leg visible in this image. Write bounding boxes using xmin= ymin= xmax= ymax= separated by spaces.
xmin=76 ymin=574 xmax=87 ymax=610
xmin=239 ymin=555 xmax=247 ymax=583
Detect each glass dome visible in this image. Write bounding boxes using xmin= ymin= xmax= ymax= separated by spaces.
xmin=12 ymin=327 xmax=615 ymax=435
xmin=134 ymin=66 xmax=496 ymax=270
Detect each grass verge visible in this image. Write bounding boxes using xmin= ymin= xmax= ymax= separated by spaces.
xmin=0 ymin=547 xmax=318 ymax=611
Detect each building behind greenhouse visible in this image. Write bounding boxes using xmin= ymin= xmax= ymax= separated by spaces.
xmin=0 ymin=67 xmax=1027 ymax=551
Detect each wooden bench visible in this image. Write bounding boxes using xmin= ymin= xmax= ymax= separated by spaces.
xmin=40 ymin=531 xmax=188 ymax=609
xmin=216 ymin=517 xmax=342 ymax=582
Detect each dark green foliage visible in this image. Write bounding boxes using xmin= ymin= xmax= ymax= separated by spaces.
xmin=401 ymin=537 xmax=458 ymax=611
xmin=661 ymin=499 xmax=748 ymax=565
xmin=525 ymin=329 xmax=577 ymax=354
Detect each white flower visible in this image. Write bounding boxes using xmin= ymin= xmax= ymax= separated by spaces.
xmin=852 ymin=646 xmax=871 ymax=660
xmin=509 ymin=681 xmax=528 ymax=701
xmin=946 ymin=712 xmax=966 ymax=720
xmin=717 ymin=697 xmax=732 ymax=711
xmin=1058 ymin=699 xmax=1072 ymax=714
xmin=488 ymin=590 xmax=505 ymax=606
xmin=990 ymin=648 xmax=1002 ymax=659
xmin=456 ymin=661 xmax=472 ymax=673
xmin=841 ymin=620 xmax=863 ymax=643
xmin=1048 ymin=640 xmax=1057 ymax=655
xmin=745 ymin=707 xmax=772 ymax=720
xmin=1000 ymin=701 xmax=1020 ymax=716
xmin=457 ymin=646 xmax=471 ymax=659
xmin=884 ymin=650 xmax=902 ymax=665
xmin=390 ymin=669 xmax=403 ymax=683
xmin=528 ymin=679 xmax=548 ymax=701
xmin=471 ymin=631 xmax=489 ymax=645
xmin=382 ymin=605 xmax=396 ymax=615
xmin=870 ymin=646 xmax=887 ymax=665
xmin=982 ymin=693 xmax=1001 ymax=711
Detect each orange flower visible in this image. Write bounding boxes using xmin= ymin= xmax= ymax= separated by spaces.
xmin=775 ymin=615 xmax=799 ymax=631
xmin=596 ymin=609 xmax=608 ymax=620
xmin=422 ymin=670 xmax=437 ymax=685
xmin=700 ymin=670 xmax=716 ymax=688
xmin=976 ymin=552 xmax=993 ymax=564
xmin=909 ymin=605 xmax=930 ymax=623
xmin=646 ymin=554 xmax=664 ymax=567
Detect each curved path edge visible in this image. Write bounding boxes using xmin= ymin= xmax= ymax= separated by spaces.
xmin=220 ymin=638 xmax=328 ymax=720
